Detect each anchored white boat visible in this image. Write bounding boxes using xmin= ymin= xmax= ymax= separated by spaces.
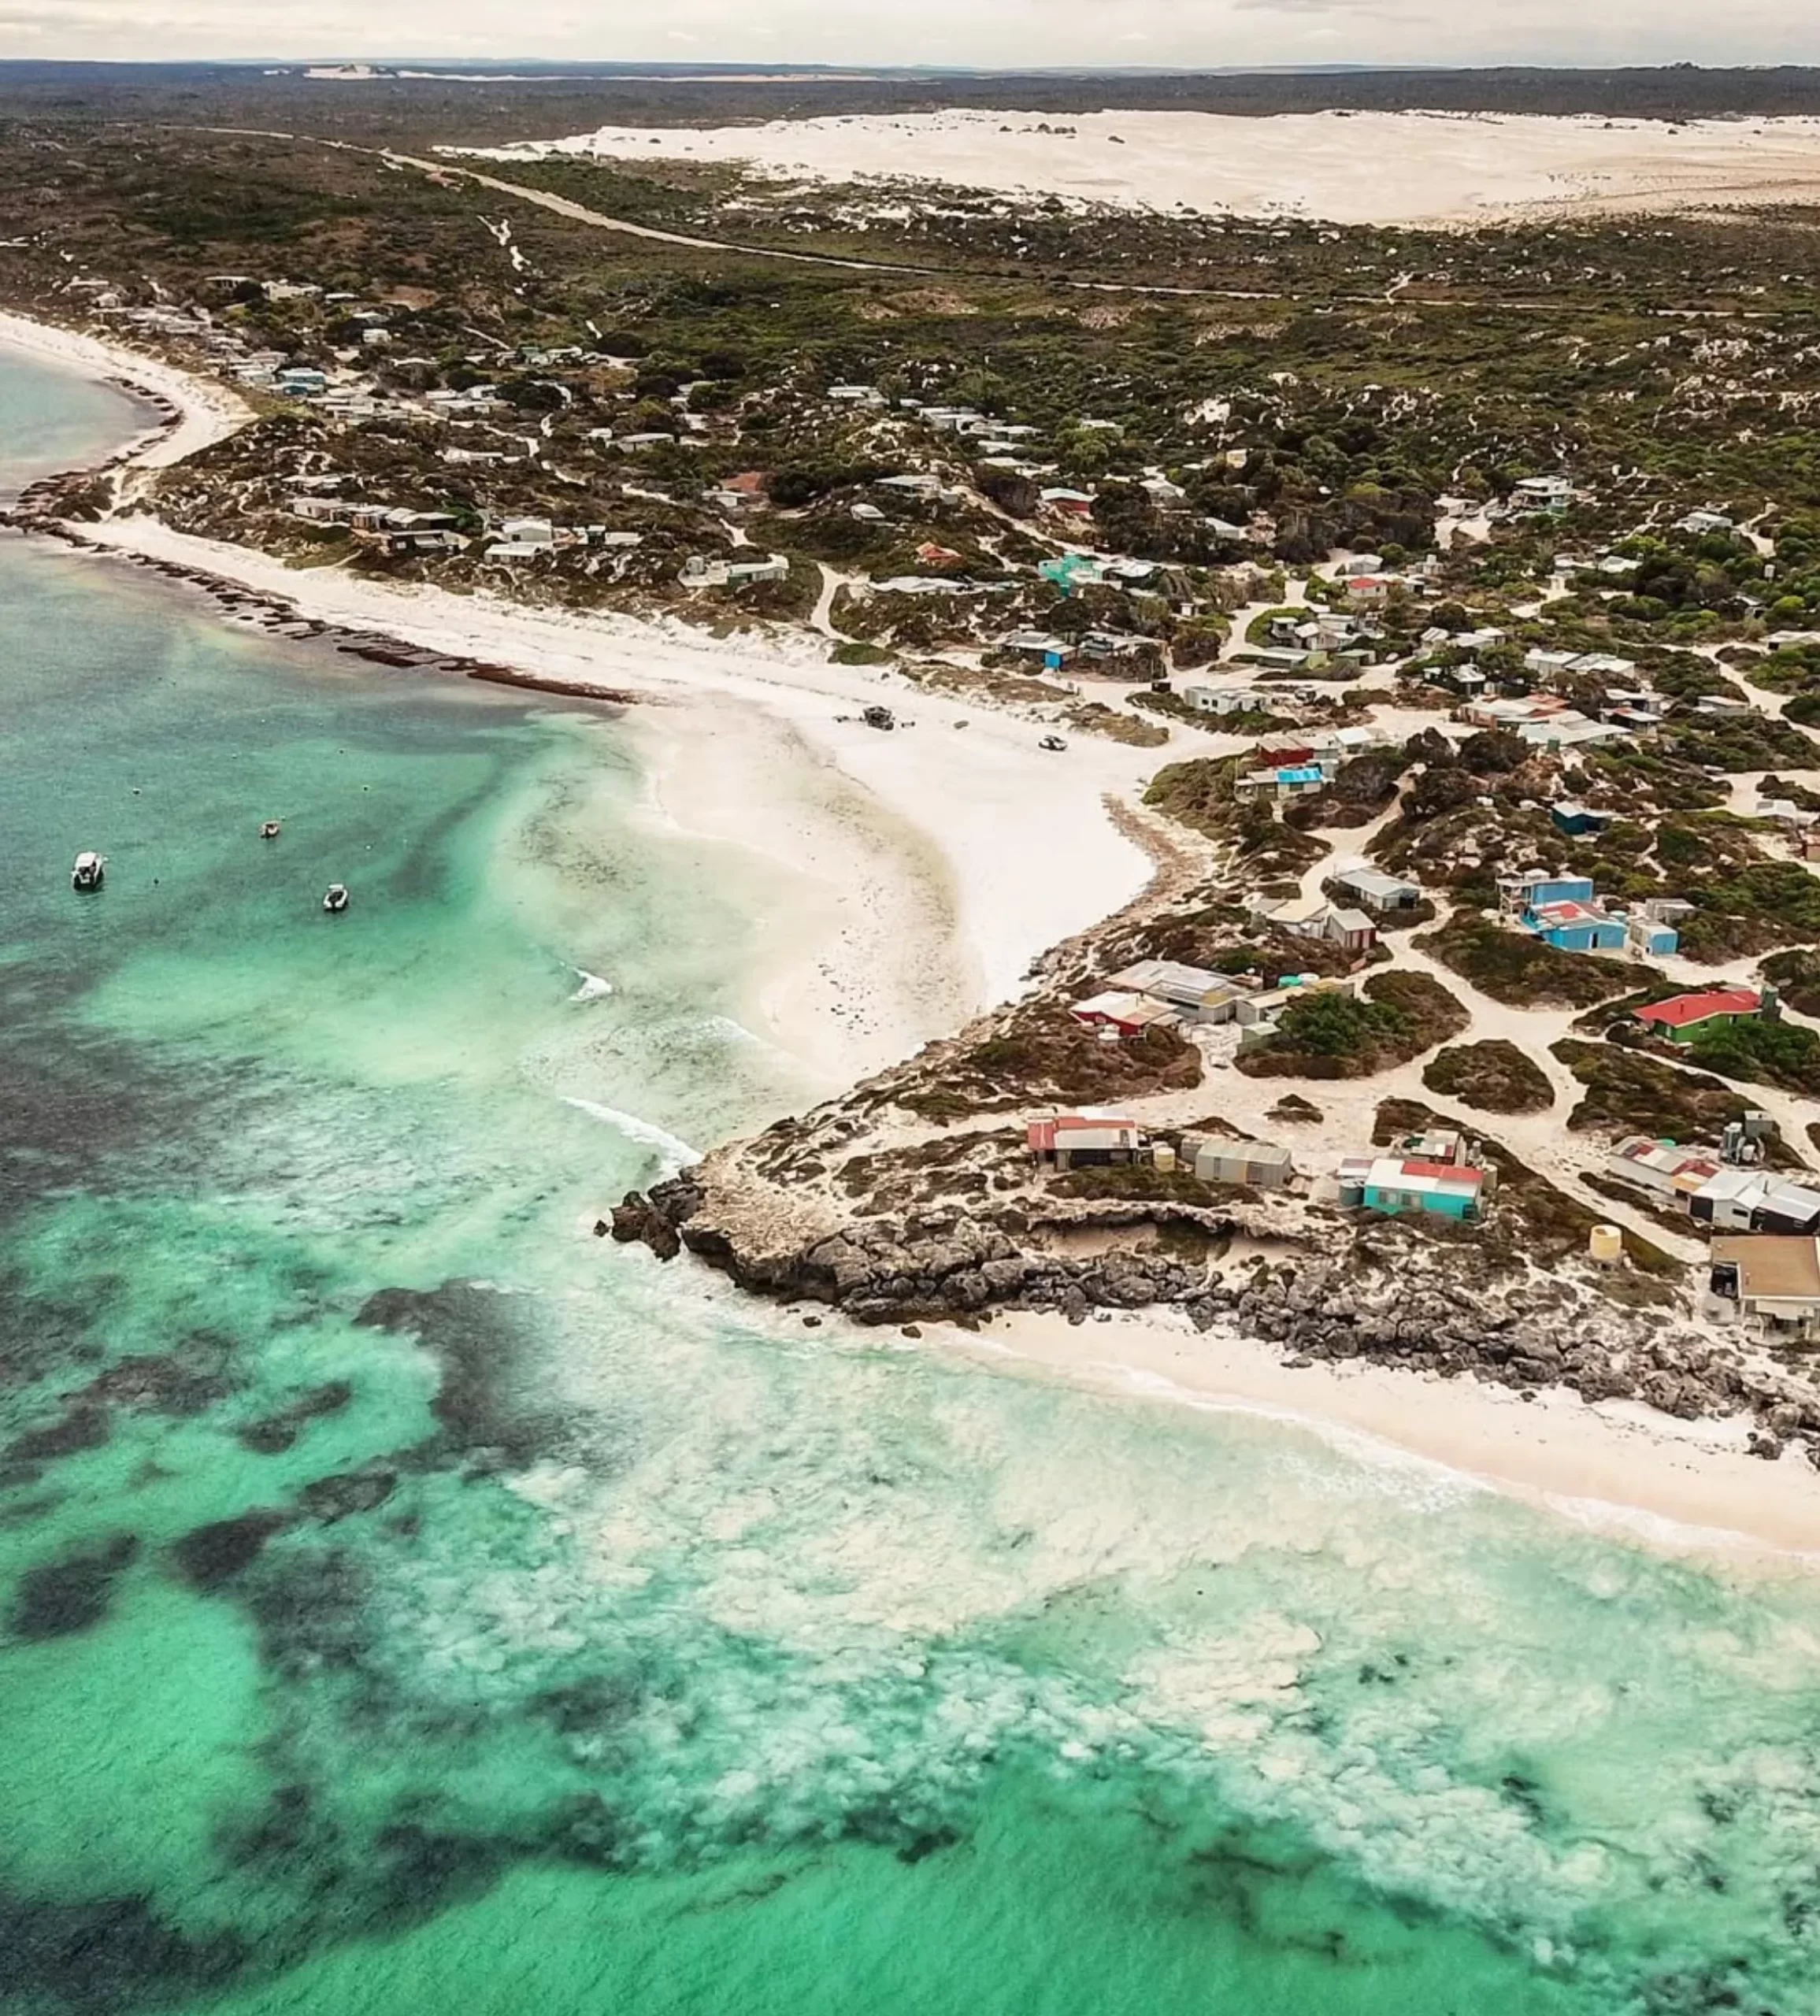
xmin=322 ymin=884 xmax=350 ymax=914
xmin=259 ymin=820 xmax=281 ymax=840
xmin=72 ymin=851 xmax=105 ymax=891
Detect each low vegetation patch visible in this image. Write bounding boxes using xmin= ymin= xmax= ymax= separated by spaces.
xmin=1685 ymin=1014 xmax=1820 ymax=1097
xmin=1666 ymin=861 xmax=1820 ymax=962
xmin=1552 ymin=1038 xmax=1769 ymax=1143
xmin=899 ymin=1000 xmax=1202 ymax=1119
xmin=1236 ymin=970 xmax=1466 ymax=1080
xmin=1420 ymin=914 xmax=1634 ymax=1010
xmin=1051 ymin=1165 xmax=1230 ymax=1206
xmin=1422 ymin=1040 xmax=1555 ymax=1114
xmin=1762 ymin=947 xmax=1820 ymax=1017
xmin=1060 ymin=702 xmax=1169 ymax=748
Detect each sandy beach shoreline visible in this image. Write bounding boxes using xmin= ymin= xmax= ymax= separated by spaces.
xmin=0 ymin=308 xmax=251 ymax=471
xmin=0 ymin=311 xmax=1152 ymax=1094
xmin=935 ymin=1307 xmax=1820 ymax=1566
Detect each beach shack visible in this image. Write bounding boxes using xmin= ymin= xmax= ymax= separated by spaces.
xmin=1186 ymin=1140 xmax=1294 ymax=1189
xmin=1250 ymin=893 xmax=1377 ymax=956
xmin=1068 ymin=991 xmax=1180 ymax=1036
xmin=1511 ymin=475 xmax=1576 ymax=514
xmin=1633 ymin=988 xmax=1763 ymax=1046
xmin=1625 ymin=900 xmax=1688 ymax=959
xmin=1331 ymin=868 xmax=1422 ymax=915
xmin=1609 ymin=1137 xmax=1723 ymax=1204
xmin=1027 ymin=1112 xmax=1147 ymax=1173
xmin=1106 ymin=960 xmax=1246 ymax=1025
xmin=1550 ymin=802 xmax=1614 ymax=839
xmin=1708 ymin=1236 xmax=1820 ymax=1340
xmin=1003 ymin=631 xmax=1079 ymax=673
xmin=1337 ymin=1155 xmax=1486 ymax=1222
xmin=1498 ymin=872 xmax=1625 ymax=954
xmin=1235 ymin=763 xmax=1332 ymax=805
xmin=1692 ymin=1172 xmax=1820 ymax=1236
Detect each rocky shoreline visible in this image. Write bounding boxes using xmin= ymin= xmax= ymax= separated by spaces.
xmin=611 ymin=1172 xmax=1820 ymax=1469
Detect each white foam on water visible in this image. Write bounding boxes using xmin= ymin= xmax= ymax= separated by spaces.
xmin=1061 ymin=1351 xmax=1492 ymax=1513
xmin=561 ymin=1095 xmax=699 ymax=1174
xmin=1540 ymin=1488 xmax=1820 ymax=1566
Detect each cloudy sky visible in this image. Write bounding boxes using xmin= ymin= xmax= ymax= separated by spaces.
xmin=0 ymin=0 xmax=1813 ymax=68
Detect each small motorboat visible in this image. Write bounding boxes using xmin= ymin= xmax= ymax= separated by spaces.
xmin=259 ymin=821 xmax=282 ymax=840
xmin=322 ymin=884 xmax=350 ymax=914
xmin=1039 ymin=735 xmax=1068 ymax=753
xmin=72 ymin=851 xmax=106 ymax=891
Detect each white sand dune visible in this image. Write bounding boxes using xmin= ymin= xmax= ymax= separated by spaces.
xmin=478 ymin=108 xmax=1820 ymax=228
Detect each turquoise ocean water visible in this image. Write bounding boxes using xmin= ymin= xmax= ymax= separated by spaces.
xmin=4 ymin=350 xmax=1820 ymax=2016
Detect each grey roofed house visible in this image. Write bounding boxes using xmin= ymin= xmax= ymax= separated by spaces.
xmin=1109 ymin=958 xmax=1230 ymax=1003
xmin=1333 ymin=868 xmax=1422 ymax=911
xmin=1187 ymin=1139 xmax=1294 ymax=1188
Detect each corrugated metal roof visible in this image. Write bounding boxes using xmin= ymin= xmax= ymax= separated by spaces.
xmin=1637 ymin=988 xmax=1761 ymax=1029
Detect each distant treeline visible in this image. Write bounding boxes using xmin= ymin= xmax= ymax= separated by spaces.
xmin=4 ymin=61 xmax=1820 ymax=144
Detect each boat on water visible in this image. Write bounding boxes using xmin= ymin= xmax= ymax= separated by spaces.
xmin=322 ymin=884 xmax=350 ymax=914
xmin=259 ymin=820 xmax=281 ymax=840
xmin=71 ymin=851 xmax=106 ymax=891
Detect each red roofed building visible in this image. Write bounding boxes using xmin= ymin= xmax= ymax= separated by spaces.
xmin=1635 ymin=988 xmax=1763 ymax=1045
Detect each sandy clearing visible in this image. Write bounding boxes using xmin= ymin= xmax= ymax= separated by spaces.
xmin=475 ymin=109 xmax=1820 ymax=229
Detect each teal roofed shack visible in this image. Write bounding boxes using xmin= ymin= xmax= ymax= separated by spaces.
xmin=1040 ymin=554 xmax=1104 ymax=593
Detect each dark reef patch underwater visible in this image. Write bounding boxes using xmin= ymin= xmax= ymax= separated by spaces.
xmin=3 ymin=352 xmax=1820 ymax=2016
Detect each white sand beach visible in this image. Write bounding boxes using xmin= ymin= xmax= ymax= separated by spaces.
xmin=0 ymin=310 xmax=1153 ymax=1095
xmin=483 ymin=108 xmax=1820 ymax=228
xmin=75 ymin=509 xmax=1155 ymax=1091
xmin=0 ymin=309 xmax=250 ymax=468
xmin=944 ymin=1308 xmax=1820 ymax=1566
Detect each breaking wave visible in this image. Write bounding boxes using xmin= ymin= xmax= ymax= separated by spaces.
xmin=561 ymin=1094 xmax=699 ymax=1173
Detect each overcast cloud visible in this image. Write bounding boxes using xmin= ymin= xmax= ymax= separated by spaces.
xmin=0 ymin=0 xmax=1813 ymax=69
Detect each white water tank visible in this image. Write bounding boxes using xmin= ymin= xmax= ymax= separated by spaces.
xmin=1589 ymin=1224 xmax=1624 ymax=1266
